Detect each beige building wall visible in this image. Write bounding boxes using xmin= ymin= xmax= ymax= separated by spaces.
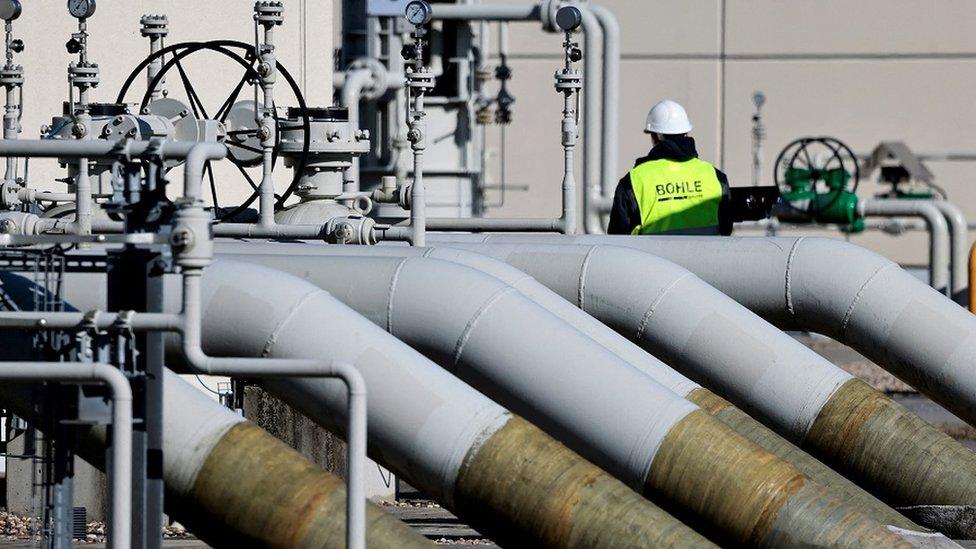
xmin=476 ymin=0 xmax=976 ymax=266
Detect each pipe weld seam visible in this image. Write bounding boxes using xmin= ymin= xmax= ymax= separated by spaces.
xmin=451 ymin=287 xmax=519 ymax=370
xmin=260 ymin=288 xmax=331 ymax=358
xmin=784 ymin=236 xmax=807 ymax=321
xmin=838 ymin=263 xmax=897 ymax=339
xmin=634 ymin=272 xmax=696 ymax=345
xmin=577 ymin=245 xmax=600 ymax=309
xmin=385 ymin=257 xmax=411 ymax=333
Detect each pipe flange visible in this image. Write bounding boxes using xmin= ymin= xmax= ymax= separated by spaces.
xmin=347 ymin=57 xmax=389 ymax=100
xmin=139 ymin=14 xmax=169 ymax=37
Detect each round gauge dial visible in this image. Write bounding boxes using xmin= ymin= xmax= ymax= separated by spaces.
xmin=67 ymin=0 xmax=96 ymax=19
xmin=404 ymin=1 xmax=432 ymax=26
xmin=0 ymin=0 xmax=21 ymax=21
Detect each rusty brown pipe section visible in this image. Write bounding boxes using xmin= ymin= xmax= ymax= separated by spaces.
xmin=647 ymin=410 xmax=914 ymax=548
xmin=686 ymin=387 xmax=922 ymax=531
xmin=807 ymin=378 xmax=976 ymax=507
xmin=170 ymin=421 xmax=434 ymax=548
xmin=454 ymin=416 xmax=714 ymax=548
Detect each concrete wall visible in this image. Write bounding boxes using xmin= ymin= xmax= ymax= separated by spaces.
xmin=474 ymin=0 xmax=976 ymax=265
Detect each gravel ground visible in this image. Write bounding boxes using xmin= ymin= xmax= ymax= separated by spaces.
xmin=0 ymin=512 xmax=194 ymax=544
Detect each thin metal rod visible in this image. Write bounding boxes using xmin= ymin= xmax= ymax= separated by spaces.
xmin=0 ymin=362 xmax=131 ymax=549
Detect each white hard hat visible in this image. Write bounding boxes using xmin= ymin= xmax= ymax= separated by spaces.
xmin=645 ymin=100 xmax=692 ymax=135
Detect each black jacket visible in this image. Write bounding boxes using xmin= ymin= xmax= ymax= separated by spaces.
xmin=607 ymin=136 xmax=732 ymax=235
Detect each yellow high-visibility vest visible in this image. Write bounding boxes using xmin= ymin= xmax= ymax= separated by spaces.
xmin=629 ymin=157 xmax=723 ymax=235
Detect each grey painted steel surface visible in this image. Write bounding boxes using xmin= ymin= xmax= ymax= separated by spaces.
xmin=930 ymin=200 xmax=969 ymax=301
xmin=858 ymin=199 xmax=950 ymax=294
xmin=0 ymin=362 xmax=132 ymax=549
xmin=225 ymin=251 xmax=703 ymax=488
xmin=176 ymin=270 xmax=369 ymax=549
xmin=427 ymin=242 xmax=855 ymax=439
xmin=591 ymin=4 xmax=619 ymax=233
xmin=178 ymin=260 xmax=513 ymax=509
xmin=430 ymin=233 xmax=976 ymax=428
xmin=430 ymin=4 xmax=541 ymax=21
xmin=214 ymin=240 xmax=701 ymax=398
xmin=340 ymin=68 xmax=373 ymax=193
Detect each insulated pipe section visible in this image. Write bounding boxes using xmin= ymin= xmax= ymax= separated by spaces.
xmin=429 ymin=234 xmax=976 ymax=512
xmin=858 ymin=199 xmax=950 ymax=295
xmin=180 ymin=260 xmax=710 ymax=548
xmin=216 ymin=240 xmax=920 ymax=531
xmin=228 ymin=252 xmax=914 ymax=547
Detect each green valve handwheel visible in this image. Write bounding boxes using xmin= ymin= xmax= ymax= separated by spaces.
xmin=775 ymin=136 xmax=864 ymax=232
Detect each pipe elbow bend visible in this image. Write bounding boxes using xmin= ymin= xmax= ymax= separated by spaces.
xmin=784 ymin=237 xmax=901 ymax=334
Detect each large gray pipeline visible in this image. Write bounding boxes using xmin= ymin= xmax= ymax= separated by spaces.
xmin=426 ymin=233 xmax=976 ymax=510
xmin=215 ymin=240 xmax=920 ymax=530
xmin=170 ymin=260 xmax=712 ymax=548
xmin=0 ymin=367 xmax=430 ymax=548
xmin=224 ymin=250 xmax=916 ymax=546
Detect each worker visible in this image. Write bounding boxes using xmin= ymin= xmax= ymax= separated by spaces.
xmin=608 ymin=100 xmax=732 ymax=235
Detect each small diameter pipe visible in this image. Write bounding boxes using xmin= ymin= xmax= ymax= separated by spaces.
xmin=858 ymin=198 xmax=950 ymax=295
xmin=430 ymin=4 xmax=541 ymax=21
xmin=580 ymin=8 xmax=602 ymax=235
xmin=929 ymin=200 xmax=969 ymax=302
xmin=0 ymin=362 xmax=131 ymax=549
xmin=590 ymin=5 xmax=620 ymax=232
xmin=75 ymin=156 xmax=92 ymax=236
xmin=0 ymin=138 xmax=209 ymax=161
xmin=340 ymin=68 xmax=374 ymax=194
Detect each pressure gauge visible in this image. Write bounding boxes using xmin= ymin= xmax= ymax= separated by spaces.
xmin=0 ymin=0 xmax=21 ymax=21
xmin=67 ymin=0 xmax=96 ymax=19
xmin=404 ymin=1 xmax=432 ymax=26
